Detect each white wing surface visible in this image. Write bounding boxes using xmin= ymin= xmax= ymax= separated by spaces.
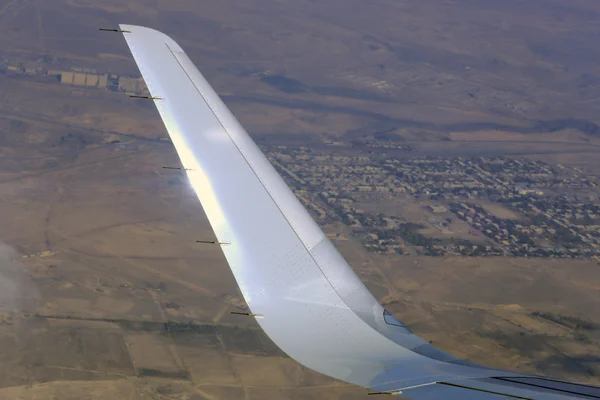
xmin=118 ymin=25 xmax=599 ymax=399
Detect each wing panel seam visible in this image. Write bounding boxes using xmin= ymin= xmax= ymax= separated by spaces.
xmin=492 ymin=377 xmax=600 ymax=399
xmin=164 ymin=43 xmax=308 ymax=241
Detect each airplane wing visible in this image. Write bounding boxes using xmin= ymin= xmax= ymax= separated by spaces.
xmin=118 ymin=25 xmax=600 ymax=399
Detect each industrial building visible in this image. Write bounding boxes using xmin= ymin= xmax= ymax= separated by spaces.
xmin=2 ymin=60 xmax=148 ymax=96
xmin=60 ymin=71 xmax=109 ymax=89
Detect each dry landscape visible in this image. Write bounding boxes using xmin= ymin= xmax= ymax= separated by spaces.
xmin=1 ymin=0 xmax=600 ymax=398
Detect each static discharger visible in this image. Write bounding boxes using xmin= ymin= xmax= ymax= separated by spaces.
xmin=196 ymin=240 xmax=231 ymax=245
xmin=231 ymin=311 xmax=264 ymax=318
xmin=162 ymin=166 xmax=195 ymax=171
xmin=367 ymin=391 xmax=402 ymax=396
xmin=130 ymin=95 xmax=163 ymax=100
xmin=99 ymin=28 xmax=131 ymax=33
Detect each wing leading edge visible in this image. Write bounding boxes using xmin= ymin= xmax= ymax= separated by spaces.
xmin=118 ymin=25 xmax=599 ymax=399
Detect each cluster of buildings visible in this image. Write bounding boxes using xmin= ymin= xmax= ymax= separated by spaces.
xmin=57 ymin=69 xmax=147 ymax=94
xmin=450 ymin=202 xmax=599 ymax=258
xmin=382 ymin=156 xmax=596 ymax=200
xmin=1 ymin=59 xmax=149 ymax=95
xmin=265 ymin=146 xmax=599 ymax=259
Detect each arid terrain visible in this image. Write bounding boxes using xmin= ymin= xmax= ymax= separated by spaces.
xmin=1 ymin=0 xmax=600 ymax=399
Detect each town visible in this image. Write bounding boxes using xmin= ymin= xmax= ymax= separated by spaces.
xmin=2 ymin=54 xmax=599 ymax=260
xmin=265 ymin=145 xmax=600 ymax=260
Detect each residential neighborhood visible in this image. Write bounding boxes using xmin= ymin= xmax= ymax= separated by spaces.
xmin=265 ymin=145 xmax=600 ymax=259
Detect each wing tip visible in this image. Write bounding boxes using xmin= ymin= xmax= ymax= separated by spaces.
xmin=118 ymin=24 xmax=184 ymax=52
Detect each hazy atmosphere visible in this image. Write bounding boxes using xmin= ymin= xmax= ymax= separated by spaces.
xmin=0 ymin=0 xmax=600 ymax=398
